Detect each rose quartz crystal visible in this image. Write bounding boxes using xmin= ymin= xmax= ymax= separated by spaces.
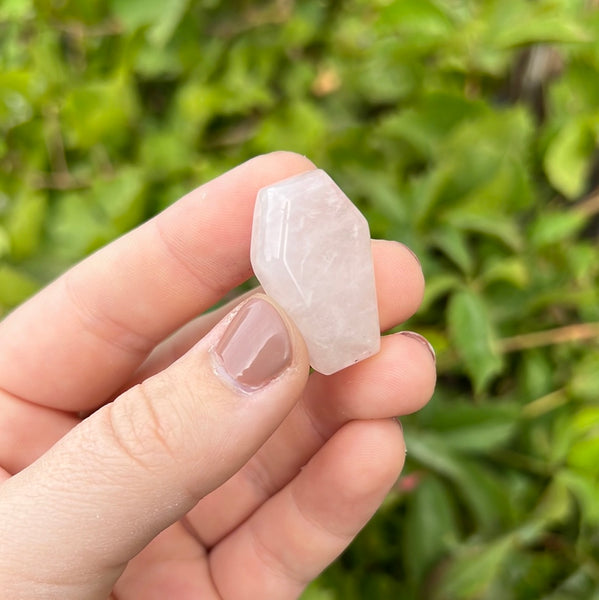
xmin=250 ymin=169 xmax=380 ymax=375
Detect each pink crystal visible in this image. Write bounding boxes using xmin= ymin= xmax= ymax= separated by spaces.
xmin=250 ymin=169 xmax=380 ymax=375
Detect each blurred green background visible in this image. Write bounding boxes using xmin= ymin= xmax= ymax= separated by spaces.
xmin=2 ymin=0 xmax=599 ymax=597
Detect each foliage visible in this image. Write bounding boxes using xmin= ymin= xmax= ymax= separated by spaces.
xmin=2 ymin=0 xmax=599 ymax=598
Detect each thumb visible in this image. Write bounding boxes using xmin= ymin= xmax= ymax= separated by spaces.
xmin=0 ymin=295 xmax=309 ymax=599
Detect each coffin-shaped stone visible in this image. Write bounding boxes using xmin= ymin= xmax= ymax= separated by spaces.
xmin=250 ymin=169 xmax=380 ymax=375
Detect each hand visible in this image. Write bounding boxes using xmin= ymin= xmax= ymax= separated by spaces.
xmin=0 ymin=152 xmax=436 ymax=599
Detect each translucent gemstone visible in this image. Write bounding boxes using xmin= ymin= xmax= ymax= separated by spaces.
xmin=250 ymin=169 xmax=380 ymax=375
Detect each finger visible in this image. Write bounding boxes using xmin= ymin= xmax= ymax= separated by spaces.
xmin=113 ymin=525 xmax=220 ymax=600
xmin=187 ymin=329 xmax=436 ymax=546
xmin=0 ymin=390 xmax=78 ymax=474
xmin=374 ymin=239 xmax=424 ymax=331
xmin=306 ymin=330 xmax=436 ymax=426
xmin=209 ymin=419 xmax=405 ymax=599
xmin=0 ymin=152 xmax=315 ymax=412
xmin=129 ymin=239 xmax=424 ymax=385
xmin=0 ymin=296 xmax=309 ymax=600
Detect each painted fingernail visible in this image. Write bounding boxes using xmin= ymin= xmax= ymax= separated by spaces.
xmin=214 ymin=298 xmax=292 ymax=391
xmin=399 ymin=331 xmax=436 ymax=363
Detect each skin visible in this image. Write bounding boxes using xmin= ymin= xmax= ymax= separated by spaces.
xmin=0 ymin=152 xmax=436 ymax=600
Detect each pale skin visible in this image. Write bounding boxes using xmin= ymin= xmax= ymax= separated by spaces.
xmin=0 ymin=152 xmax=436 ymax=599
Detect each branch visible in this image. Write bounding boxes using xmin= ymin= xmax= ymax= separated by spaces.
xmin=499 ymin=322 xmax=599 ymax=353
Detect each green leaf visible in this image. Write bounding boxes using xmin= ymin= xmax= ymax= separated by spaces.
xmin=147 ymin=0 xmax=189 ymax=47
xmin=516 ymin=478 xmax=572 ymax=544
xmin=432 ymin=536 xmax=514 ymax=600
xmin=480 ymin=257 xmax=529 ymax=289
xmin=413 ymin=107 xmax=534 ymax=226
xmin=47 ymin=192 xmax=113 ymax=262
xmin=569 ymin=436 xmax=599 ymax=476
xmin=458 ymin=160 xmax=534 ymax=215
xmin=342 ymin=168 xmax=406 ymax=227
xmin=376 ymin=0 xmax=453 ymax=38
xmin=541 ymin=568 xmax=599 ymax=600
xmin=139 ymin=129 xmax=195 ymax=178
xmin=252 ymin=101 xmax=327 ymax=158
xmin=110 ymin=0 xmax=161 ymax=29
xmin=0 ymin=264 xmax=39 ymax=308
xmin=0 ymin=71 xmax=34 ymax=130
xmin=301 ymin=582 xmax=335 ymax=600
xmin=61 ymin=75 xmax=138 ymax=150
xmin=493 ymin=14 xmax=589 ymax=48
xmin=445 ymin=211 xmax=523 ymax=252
xmin=544 ymin=117 xmax=597 ymax=199
xmin=565 ymin=242 xmax=598 ymax=284
xmin=549 ymin=60 xmax=599 ymax=117
xmin=448 ymin=289 xmax=503 ymax=392
xmin=430 ymin=227 xmax=473 ymax=275
xmin=432 ymin=402 xmax=520 ymax=453
xmin=0 ymin=0 xmax=34 ymax=20
xmin=420 ymin=272 xmax=461 ymax=313
xmin=0 ymin=227 xmax=11 ymax=259
xmin=519 ymin=350 xmax=555 ymax=401
xmin=92 ymin=167 xmax=146 ymax=234
xmin=531 ymin=478 xmax=572 ymax=528
xmin=5 ymin=191 xmax=47 ymax=260
xmin=110 ymin=0 xmax=189 ymax=45
xmin=403 ymin=475 xmax=458 ymax=586
xmin=558 ymin=469 xmax=599 ymax=526
xmin=378 ymin=92 xmax=486 ymax=160
xmin=568 ymin=352 xmax=599 ymax=402
xmin=405 ymin=430 xmax=512 ymax=531
xmin=529 ymin=210 xmax=587 ymax=247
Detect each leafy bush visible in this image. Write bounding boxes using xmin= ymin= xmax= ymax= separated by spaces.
xmin=2 ymin=0 xmax=599 ymax=598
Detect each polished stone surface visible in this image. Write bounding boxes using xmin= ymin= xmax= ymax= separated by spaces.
xmin=251 ymin=169 xmax=380 ymax=375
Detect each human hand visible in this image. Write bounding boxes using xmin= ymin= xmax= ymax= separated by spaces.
xmin=0 ymin=153 xmax=436 ymax=599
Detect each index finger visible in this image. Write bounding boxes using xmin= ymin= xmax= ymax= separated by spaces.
xmin=0 ymin=152 xmax=315 ymax=411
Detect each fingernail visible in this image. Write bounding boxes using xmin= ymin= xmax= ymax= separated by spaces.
xmin=394 ymin=418 xmax=407 ymax=454
xmin=399 ymin=331 xmax=436 ymax=363
xmin=399 ymin=242 xmax=421 ymax=268
xmin=214 ymin=298 xmax=292 ymax=391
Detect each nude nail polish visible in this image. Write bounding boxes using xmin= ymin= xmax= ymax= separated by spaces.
xmin=214 ymin=298 xmax=292 ymax=391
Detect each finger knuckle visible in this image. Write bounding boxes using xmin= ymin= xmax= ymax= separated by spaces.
xmin=103 ymin=380 xmax=184 ymax=472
